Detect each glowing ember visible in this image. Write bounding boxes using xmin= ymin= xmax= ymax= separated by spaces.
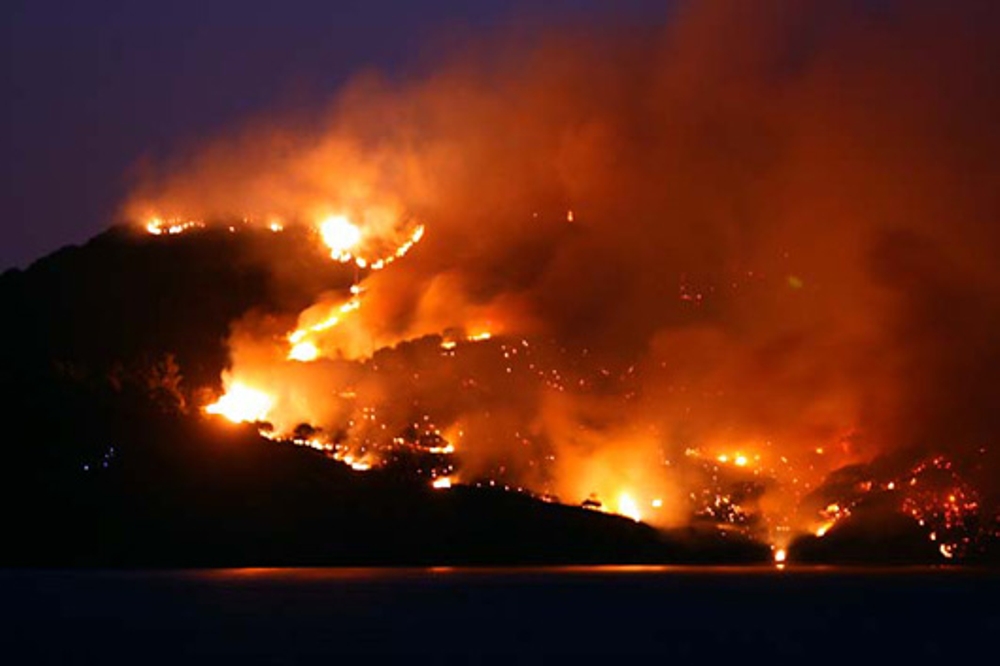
xmin=773 ymin=548 xmax=787 ymax=564
xmin=426 ymin=442 xmax=456 ymax=455
xmin=205 ymin=383 xmax=274 ymax=424
xmin=716 ymin=452 xmax=753 ymax=468
xmin=347 ymin=458 xmax=372 ymax=471
xmin=432 ymin=476 xmax=453 ymax=489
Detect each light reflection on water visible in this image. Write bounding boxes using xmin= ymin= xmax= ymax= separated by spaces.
xmin=4 ymin=566 xmax=998 ymax=661
xmin=202 ymin=563 xmax=982 ymax=579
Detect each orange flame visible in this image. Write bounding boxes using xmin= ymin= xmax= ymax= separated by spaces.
xmin=205 ymin=383 xmax=274 ymax=424
xmin=319 ymin=215 xmax=362 ymax=261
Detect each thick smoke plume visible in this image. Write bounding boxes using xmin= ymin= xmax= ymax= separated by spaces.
xmin=127 ymin=1 xmax=1000 ymax=540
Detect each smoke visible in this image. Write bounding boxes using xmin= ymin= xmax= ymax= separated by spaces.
xmin=127 ymin=1 xmax=1000 ymax=533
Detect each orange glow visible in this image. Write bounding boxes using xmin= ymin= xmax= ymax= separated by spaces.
xmin=205 ymin=383 xmax=274 ymax=424
xmin=346 ymin=458 xmax=372 ymax=471
xmin=288 ymin=341 xmax=320 ymax=362
xmin=773 ymin=548 xmax=787 ymax=564
xmin=145 ymin=217 xmax=204 ymax=235
xmin=815 ymin=521 xmax=835 ymax=537
xmin=432 ymin=476 xmax=453 ymax=489
xmin=716 ymin=452 xmax=752 ymax=468
xmin=286 ymin=296 xmax=362 ymax=361
xmin=319 ymin=215 xmax=362 ymax=261
xmin=617 ymin=492 xmax=642 ymax=522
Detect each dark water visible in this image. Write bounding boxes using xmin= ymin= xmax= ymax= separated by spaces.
xmin=3 ymin=566 xmax=998 ymax=662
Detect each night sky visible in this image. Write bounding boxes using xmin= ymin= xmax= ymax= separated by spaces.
xmin=2 ymin=0 xmax=667 ymax=270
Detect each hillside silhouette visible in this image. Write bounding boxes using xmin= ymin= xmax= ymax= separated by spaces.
xmin=0 ymin=227 xmax=771 ymax=566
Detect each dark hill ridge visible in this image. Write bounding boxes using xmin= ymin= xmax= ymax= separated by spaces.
xmin=1 ymin=224 xmax=350 ymax=390
xmin=5 ymin=411 xmax=769 ymax=567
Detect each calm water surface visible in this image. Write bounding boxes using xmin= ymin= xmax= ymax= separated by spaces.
xmin=3 ymin=566 xmax=998 ymax=662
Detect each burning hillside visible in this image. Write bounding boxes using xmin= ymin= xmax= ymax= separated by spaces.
xmin=11 ymin=1 xmax=995 ymax=564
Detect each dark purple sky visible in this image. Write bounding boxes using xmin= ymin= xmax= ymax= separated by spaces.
xmin=1 ymin=0 xmax=668 ymax=270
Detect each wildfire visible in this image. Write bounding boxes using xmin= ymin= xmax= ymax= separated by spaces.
xmin=812 ymin=502 xmax=850 ymax=538
xmin=337 ymin=452 xmax=373 ymax=471
xmin=288 ymin=341 xmax=319 ymax=362
xmin=426 ymin=442 xmax=456 ymax=455
xmin=286 ymin=296 xmax=363 ymax=361
xmin=160 ymin=206 xmax=996 ymax=561
xmin=895 ymin=456 xmax=982 ymax=558
xmin=617 ymin=492 xmax=642 ymax=522
xmin=717 ymin=453 xmax=751 ymax=468
xmin=145 ymin=217 xmax=204 ymax=235
xmin=142 ymin=209 xmax=425 ymax=276
xmin=814 ymin=521 xmax=835 ymax=537
xmin=205 ymin=383 xmax=274 ymax=424
xmin=440 ymin=330 xmax=495 ymax=351
xmin=133 ymin=14 xmax=999 ymax=561
xmin=319 ymin=215 xmax=362 ymax=261
xmin=317 ymin=214 xmax=425 ymax=270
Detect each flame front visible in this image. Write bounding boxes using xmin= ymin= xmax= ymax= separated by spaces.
xmin=286 ymin=296 xmax=363 ymax=362
xmin=205 ymin=383 xmax=274 ymax=424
